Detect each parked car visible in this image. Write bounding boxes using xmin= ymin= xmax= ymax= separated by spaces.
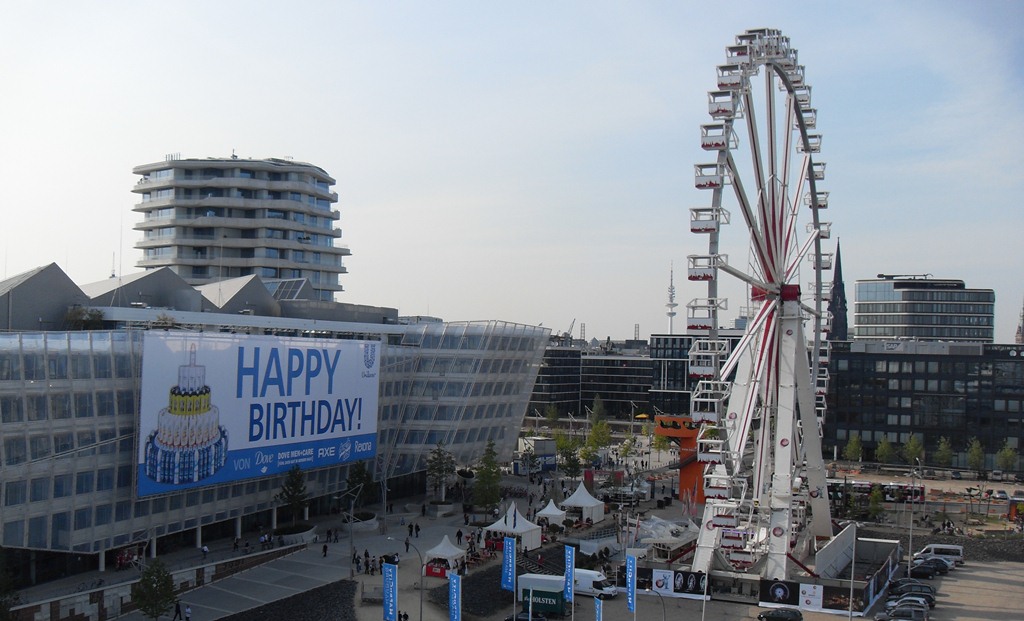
xmin=874 ymin=606 xmax=930 ymax=621
xmin=757 ymin=609 xmax=803 ymax=621
xmin=951 ymin=471 xmax=962 ymax=480
xmin=908 ymin=563 xmax=937 ymax=579
xmin=891 ymin=582 xmax=936 ymax=598
xmin=886 ymin=595 xmax=934 ymax=610
xmin=890 ymin=578 xmax=924 ymax=589
xmin=993 ymin=489 xmax=1009 ymax=501
xmin=915 ymin=555 xmax=955 ymax=571
xmin=888 ymin=591 xmax=937 ymax=609
xmin=990 ymin=470 xmax=1004 ymax=481
xmin=912 ymin=558 xmax=949 ymax=575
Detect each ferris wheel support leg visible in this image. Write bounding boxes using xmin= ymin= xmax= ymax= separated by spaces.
xmin=794 ymin=327 xmax=834 ymax=538
xmin=766 ymin=302 xmax=801 ymax=580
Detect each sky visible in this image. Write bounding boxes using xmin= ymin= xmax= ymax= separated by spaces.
xmin=2 ymin=1 xmax=1023 ymax=342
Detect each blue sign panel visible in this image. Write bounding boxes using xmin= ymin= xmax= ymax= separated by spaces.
xmin=503 ymin=536 xmax=520 ymax=590
xmin=383 ymin=563 xmax=398 ymax=621
xmin=595 ymin=596 xmax=603 ymax=621
xmin=449 ymin=574 xmax=461 ymax=621
xmin=137 ymin=332 xmax=380 ymax=497
xmin=626 ymin=554 xmax=637 ymax=613
xmin=564 ymin=545 xmax=575 ymax=602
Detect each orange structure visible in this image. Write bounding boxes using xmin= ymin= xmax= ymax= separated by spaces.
xmin=653 ymin=413 xmax=704 ymax=504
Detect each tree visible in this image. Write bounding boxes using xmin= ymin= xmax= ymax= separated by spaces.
xmin=651 ymin=433 xmax=670 ymax=460
xmin=586 ymin=419 xmax=613 ymax=450
xmin=426 ymin=443 xmax=456 ymax=501
xmin=520 ymin=447 xmax=540 ymax=476
xmin=934 ymin=436 xmax=954 ymax=468
xmin=619 ymin=435 xmax=639 ymax=462
xmin=902 ymin=434 xmax=924 ymax=465
xmin=868 ymin=485 xmax=885 ymax=521
xmin=474 ymin=440 xmax=502 ymax=510
xmin=966 ymin=437 xmax=985 ymax=473
xmin=578 ymin=443 xmax=598 ymax=468
xmin=544 ymin=404 xmax=560 ymax=426
xmin=590 ymin=395 xmax=607 ymax=424
xmin=996 ymin=440 xmax=1019 ymax=472
xmin=843 ymin=434 xmax=863 ymax=462
xmin=133 ymin=559 xmax=176 ymax=621
xmin=561 ymin=450 xmax=583 ymax=481
xmin=275 ymin=465 xmax=309 ymax=525
xmin=875 ymin=437 xmax=895 ymax=464
xmin=345 ymin=460 xmax=374 ymax=508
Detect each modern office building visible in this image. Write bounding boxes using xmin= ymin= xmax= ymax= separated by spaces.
xmin=132 ymin=156 xmax=349 ymax=302
xmin=853 ymin=276 xmax=995 ymax=342
xmin=0 ymin=264 xmax=548 ymax=585
xmin=824 ymin=339 xmax=1023 ymax=471
xmin=528 ymin=346 xmax=651 ymax=420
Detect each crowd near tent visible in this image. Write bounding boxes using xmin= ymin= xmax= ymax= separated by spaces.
xmin=561 ymin=482 xmax=606 ymax=524
xmin=535 ymin=499 xmax=566 ymax=525
xmin=484 ymin=502 xmax=542 ymax=551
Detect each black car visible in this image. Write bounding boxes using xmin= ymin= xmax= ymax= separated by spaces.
xmin=505 ymin=613 xmax=547 ymax=621
xmin=908 ymin=563 xmax=937 ymax=579
xmin=757 ymin=609 xmax=803 ymax=621
xmin=890 ymin=578 xmax=924 ymax=589
xmin=891 ymin=583 xmax=936 ymax=597
xmin=913 ymin=558 xmax=949 ymax=575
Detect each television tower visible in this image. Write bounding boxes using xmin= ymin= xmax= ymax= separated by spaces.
xmin=666 ymin=263 xmax=678 ymax=334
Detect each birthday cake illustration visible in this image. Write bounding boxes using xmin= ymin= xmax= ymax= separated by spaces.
xmin=144 ymin=344 xmax=228 ymax=484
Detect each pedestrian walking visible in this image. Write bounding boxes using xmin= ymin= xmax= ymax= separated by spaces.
xmin=172 ymin=600 xmax=182 ymax=621
xmin=184 ymin=605 xmax=192 ymax=621
xmin=456 ymin=529 xmax=463 ymax=545
xmin=421 ymin=503 xmax=426 ymax=517
xmin=405 ymin=537 xmax=411 ymax=553
xmin=322 ymin=543 xmax=328 ymax=557
xmin=415 ymin=523 xmax=420 ymax=538
xmin=334 ymin=529 xmax=339 ymax=543
xmin=464 ymin=512 xmax=470 ymax=526
xmin=201 ymin=545 xmax=209 ymax=560
xmin=232 ymin=538 xmax=239 ymax=552
xmin=326 ymin=528 xmax=332 ymax=542
xmin=408 ymin=523 xmax=414 ymax=537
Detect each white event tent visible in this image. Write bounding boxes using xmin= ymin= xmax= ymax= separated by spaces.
xmin=560 ymin=482 xmax=606 ymax=524
xmin=535 ymin=499 xmax=566 ymax=526
xmin=424 ymin=535 xmax=467 ymax=570
xmin=484 ymin=502 xmax=542 ymax=551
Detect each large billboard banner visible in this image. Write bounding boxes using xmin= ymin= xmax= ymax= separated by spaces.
xmin=136 ymin=332 xmax=379 ymax=497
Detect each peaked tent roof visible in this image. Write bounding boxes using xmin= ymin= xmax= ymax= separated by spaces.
xmin=535 ymin=499 xmax=566 ymax=521
xmin=424 ymin=535 xmax=467 ymax=565
xmin=561 ymin=482 xmax=603 ymax=508
xmin=485 ymin=502 xmax=540 ymax=534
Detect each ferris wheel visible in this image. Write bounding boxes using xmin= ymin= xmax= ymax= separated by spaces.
xmin=687 ymin=28 xmax=834 ymax=580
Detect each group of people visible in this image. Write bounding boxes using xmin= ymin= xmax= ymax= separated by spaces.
xmin=353 ymin=548 xmax=396 ymax=574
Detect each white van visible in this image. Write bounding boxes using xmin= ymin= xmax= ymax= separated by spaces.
xmin=914 ymin=543 xmax=964 ymax=566
xmin=573 ymin=569 xmax=618 ymax=599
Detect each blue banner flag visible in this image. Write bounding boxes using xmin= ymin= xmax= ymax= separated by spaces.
xmin=564 ymin=545 xmax=575 ymax=602
xmin=449 ymin=574 xmax=461 ymax=621
xmin=595 ymin=596 xmax=603 ymax=621
xmin=501 ymin=537 xmax=517 ymax=591
xmin=383 ymin=563 xmax=398 ymax=621
xmin=626 ymin=554 xmax=637 ymax=613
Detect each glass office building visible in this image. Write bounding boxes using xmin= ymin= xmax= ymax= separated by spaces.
xmin=853 ymin=278 xmax=995 ymax=342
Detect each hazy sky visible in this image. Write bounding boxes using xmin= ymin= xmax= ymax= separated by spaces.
xmin=3 ymin=2 xmax=1022 ymax=341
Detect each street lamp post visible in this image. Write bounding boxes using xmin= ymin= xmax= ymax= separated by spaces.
xmin=389 ymin=536 xmax=424 ymax=621
xmin=909 ymin=457 xmax=921 ymax=562
xmin=644 ymin=589 xmax=666 ymax=621
xmin=336 ymin=483 xmax=363 ymax=578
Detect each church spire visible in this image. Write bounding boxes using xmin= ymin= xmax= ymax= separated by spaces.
xmin=827 ymin=241 xmax=848 ymax=340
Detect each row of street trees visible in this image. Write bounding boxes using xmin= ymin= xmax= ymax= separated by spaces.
xmin=843 ymin=433 xmax=1019 ymax=472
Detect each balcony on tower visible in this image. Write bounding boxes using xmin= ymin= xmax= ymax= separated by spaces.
xmin=701 ymin=124 xmax=735 ymax=151
xmin=694 ymin=163 xmax=726 ymax=190
xmin=708 ymin=91 xmax=738 ymax=120
xmin=804 ymin=190 xmax=829 ymax=209
xmin=797 ymin=134 xmax=822 ymax=153
xmin=690 ymin=206 xmax=730 ymax=233
xmin=690 ymin=379 xmax=731 ymax=423
xmin=687 ymin=254 xmax=719 ymax=281
xmin=811 ymin=161 xmax=826 ymax=180
xmin=716 ymin=64 xmax=745 ymax=90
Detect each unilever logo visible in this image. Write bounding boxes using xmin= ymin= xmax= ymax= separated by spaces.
xmin=364 ymin=344 xmax=377 ymax=369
